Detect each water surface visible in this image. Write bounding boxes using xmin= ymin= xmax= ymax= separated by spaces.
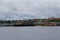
xmin=0 ymin=26 xmax=60 ymax=40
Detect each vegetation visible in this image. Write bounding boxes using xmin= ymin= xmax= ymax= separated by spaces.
xmin=0 ymin=17 xmax=60 ymax=26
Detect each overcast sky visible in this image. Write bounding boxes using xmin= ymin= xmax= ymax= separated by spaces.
xmin=0 ymin=0 xmax=60 ymax=20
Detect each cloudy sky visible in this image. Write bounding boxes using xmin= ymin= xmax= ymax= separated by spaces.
xmin=0 ymin=0 xmax=60 ymax=20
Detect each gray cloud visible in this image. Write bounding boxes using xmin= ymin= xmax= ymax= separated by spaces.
xmin=0 ymin=0 xmax=60 ymax=20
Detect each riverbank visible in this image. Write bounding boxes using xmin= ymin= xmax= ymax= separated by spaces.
xmin=0 ymin=17 xmax=60 ymax=26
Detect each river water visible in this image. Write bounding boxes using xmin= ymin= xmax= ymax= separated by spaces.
xmin=0 ymin=26 xmax=60 ymax=40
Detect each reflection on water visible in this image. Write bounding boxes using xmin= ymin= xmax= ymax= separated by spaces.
xmin=0 ymin=26 xmax=60 ymax=40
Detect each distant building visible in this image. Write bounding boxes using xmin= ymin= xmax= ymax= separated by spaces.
xmin=48 ymin=17 xmax=60 ymax=20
